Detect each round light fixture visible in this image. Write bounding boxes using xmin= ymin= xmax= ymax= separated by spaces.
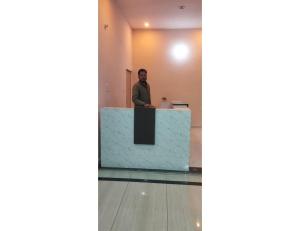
xmin=171 ymin=43 xmax=189 ymax=61
xmin=144 ymin=22 xmax=149 ymax=28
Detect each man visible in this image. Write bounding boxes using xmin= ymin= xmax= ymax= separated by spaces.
xmin=132 ymin=68 xmax=152 ymax=107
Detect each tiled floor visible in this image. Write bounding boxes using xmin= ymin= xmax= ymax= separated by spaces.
xmin=99 ymin=181 xmax=202 ymax=231
xmin=99 ymin=128 xmax=202 ymax=231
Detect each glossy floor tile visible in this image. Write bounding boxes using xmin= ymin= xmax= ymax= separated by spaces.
xmin=98 ymin=181 xmax=128 ymax=231
xmin=98 ymin=169 xmax=132 ymax=179
xmin=99 ymin=181 xmax=202 ymax=231
xmin=99 ymin=169 xmax=202 ymax=183
xmin=167 ymin=185 xmax=202 ymax=231
xmin=163 ymin=171 xmax=202 ymax=183
xmin=110 ymin=182 xmax=167 ymax=231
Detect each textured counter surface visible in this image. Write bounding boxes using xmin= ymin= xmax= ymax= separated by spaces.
xmin=101 ymin=107 xmax=191 ymax=171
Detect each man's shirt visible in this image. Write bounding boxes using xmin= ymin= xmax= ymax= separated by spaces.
xmin=132 ymin=81 xmax=151 ymax=106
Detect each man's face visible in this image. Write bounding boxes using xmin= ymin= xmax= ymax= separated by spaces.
xmin=138 ymin=71 xmax=147 ymax=82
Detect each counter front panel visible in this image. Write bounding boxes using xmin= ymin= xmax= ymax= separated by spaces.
xmin=101 ymin=108 xmax=191 ymax=171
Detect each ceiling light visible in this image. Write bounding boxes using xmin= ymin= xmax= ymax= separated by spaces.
xmin=144 ymin=22 xmax=149 ymax=28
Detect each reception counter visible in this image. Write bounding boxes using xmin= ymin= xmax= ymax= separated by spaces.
xmin=100 ymin=107 xmax=191 ymax=171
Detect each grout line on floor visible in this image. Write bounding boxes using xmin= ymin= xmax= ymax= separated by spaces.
xmin=109 ymin=182 xmax=129 ymax=231
xmin=166 ymin=184 xmax=168 ymax=231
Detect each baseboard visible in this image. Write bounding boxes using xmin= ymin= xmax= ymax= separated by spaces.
xmin=99 ymin=166 xmax=202 ymax=174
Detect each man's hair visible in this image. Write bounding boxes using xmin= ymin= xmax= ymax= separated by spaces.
xmin=138 ymin=68 xmax=147 ymax=75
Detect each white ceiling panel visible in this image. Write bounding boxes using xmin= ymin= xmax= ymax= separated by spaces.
xmin=115 ymin=0 xmax=202 ymax=29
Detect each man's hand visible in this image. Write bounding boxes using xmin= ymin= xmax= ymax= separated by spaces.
xmin=144 ymin=104 xmax=154 ymax=108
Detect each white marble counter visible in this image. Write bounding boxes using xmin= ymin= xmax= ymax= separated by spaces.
xmin=100 ymin=107 xmax=191 ymax=171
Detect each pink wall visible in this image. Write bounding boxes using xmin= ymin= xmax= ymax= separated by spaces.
xmin=132 ymin=29 xmax=202 ymax=127
xmin=99 ymin=0 xmax=132 ymax=108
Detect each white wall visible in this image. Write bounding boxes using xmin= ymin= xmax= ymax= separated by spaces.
xmin=99 ymin=2 xmax=202 ymax=126
xmin=132 ymin=29 xmax=202 ymax=126
xmin=99 ymin=0 xmax=132 ymax=108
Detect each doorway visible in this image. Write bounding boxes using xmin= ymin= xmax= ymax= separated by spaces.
xmin=126 ymin=69 xmax=132 ymax=108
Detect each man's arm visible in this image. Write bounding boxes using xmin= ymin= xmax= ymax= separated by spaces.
xmin=132 ymin=85 xmax=146 ymax=106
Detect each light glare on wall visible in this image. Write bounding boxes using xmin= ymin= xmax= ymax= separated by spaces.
xmin=144 ymin=22 xmax=149 ymax=28
xmin=171 ymin=43 xmax=189 ymax=61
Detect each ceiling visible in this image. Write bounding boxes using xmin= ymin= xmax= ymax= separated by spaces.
xmin=115 ymin=0 xmax=202 ymax=29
